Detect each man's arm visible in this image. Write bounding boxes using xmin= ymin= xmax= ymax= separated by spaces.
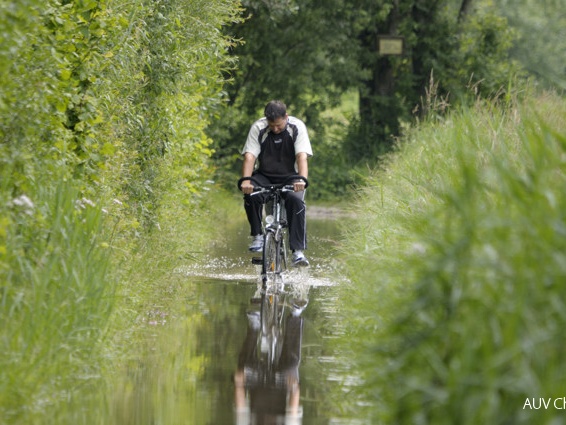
xmin=241 ymin=152 xmax=256 ymax=195
xmin=294 ymin=152 xmax=308 ymax=192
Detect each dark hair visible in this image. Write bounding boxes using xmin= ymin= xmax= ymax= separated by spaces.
xmin=264 ymin=100 xmax=287 ymax=121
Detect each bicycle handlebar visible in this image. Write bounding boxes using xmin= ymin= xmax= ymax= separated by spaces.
xmin=237 ymin=175 xmax=309 ymax=192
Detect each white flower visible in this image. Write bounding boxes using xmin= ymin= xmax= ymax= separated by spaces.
xmin=12 ymin=194 xmax=34 ymax=209
xmin=76 ymin=197 xmax=96 ymax=210
xmin=411 ymin=242 xmax=426 ymax=255
xmin=11 ymin=195 xmax=35 ymax=215
xmin=81 ymin=197 xmax=96 ymax=208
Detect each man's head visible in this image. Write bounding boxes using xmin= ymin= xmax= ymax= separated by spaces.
xmin=264 ymin=100 xmax=288 ymax=134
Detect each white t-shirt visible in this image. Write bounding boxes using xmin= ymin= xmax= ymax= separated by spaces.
xmin=241 ymin=116 xmax=313 ymax=174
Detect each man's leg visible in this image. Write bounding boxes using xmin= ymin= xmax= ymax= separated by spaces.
xmin=244 ymin=194 xmax=263 ymax=237
xmin=243 ymin=173 xmax=272 ymax=251
xmin=284 ymin=190 xmax=307 ymax=252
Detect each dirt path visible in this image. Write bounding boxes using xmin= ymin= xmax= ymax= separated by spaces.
xmin=308 ymin=204 xmax=355 ymax=219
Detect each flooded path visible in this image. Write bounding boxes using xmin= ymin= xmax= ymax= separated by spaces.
xmin=95 ymin=210 xmax=367 ymax=425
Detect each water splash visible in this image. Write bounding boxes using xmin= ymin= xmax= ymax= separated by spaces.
xmin=174 ymin=252 xmax=347 ymax=288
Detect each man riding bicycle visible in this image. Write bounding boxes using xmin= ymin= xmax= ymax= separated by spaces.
xmin=239 ymin=100 xmax=313 ymax=267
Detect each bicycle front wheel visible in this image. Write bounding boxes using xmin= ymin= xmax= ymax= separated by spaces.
xmin=262 ymin=231 xmax=281 ymax=285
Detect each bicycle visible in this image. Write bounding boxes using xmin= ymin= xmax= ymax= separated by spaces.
xmin=238 ymin=175 xmax=309 ymax=289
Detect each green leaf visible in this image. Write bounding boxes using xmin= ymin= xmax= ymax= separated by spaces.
xmin=60 ymin=69 xmax=72 ymax=81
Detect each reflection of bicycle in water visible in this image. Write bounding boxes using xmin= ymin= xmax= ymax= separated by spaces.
xmin=234 ymin=281 xmax=308 ymax=425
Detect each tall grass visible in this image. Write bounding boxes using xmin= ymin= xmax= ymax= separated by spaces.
xmin=340 ymin=91 xmax=566 ymax=424
xmin=0 ymin=163 xmax=234 ymax=424
xmin=0 ymin=172 xmax=114 ymax=423
xmin=47 ymin=180 xmax=235 ymax=424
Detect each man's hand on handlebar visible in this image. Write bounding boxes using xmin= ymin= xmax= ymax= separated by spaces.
xmin=240 ymin=179 xmax=255 ymax=195
xmin=237 ymin=175 xmax=308 ymax=194
xmin=293 ymin=180 xmax=306 ymax=192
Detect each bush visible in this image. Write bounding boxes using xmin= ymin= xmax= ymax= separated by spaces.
xmin=0 ymin=0 xmax=242 ymax=420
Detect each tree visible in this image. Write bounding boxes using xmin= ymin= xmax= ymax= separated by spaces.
xmin=213 ymin=0 xmax=358 ymax=133
xmin=458 ymin=0 xmax=474 ymax=22
xmin=207 ymin=0 xmax=363 ymax=190
xmin=211 ymin=0 xmax=523 ymax=193
xmin=494 ymin=0 xmax=566 ymax=87
xmin=347 ymin=0 xmax=455 ymax=160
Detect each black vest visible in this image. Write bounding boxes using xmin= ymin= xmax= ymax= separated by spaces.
xmin=257 ymin=122 xmax=299 ymax=182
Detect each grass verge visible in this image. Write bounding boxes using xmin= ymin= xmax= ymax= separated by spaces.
xmin=339 ymin=91 xmax=566 ymax=424
xmin=0 ymin=160 xmax=231 ymax=424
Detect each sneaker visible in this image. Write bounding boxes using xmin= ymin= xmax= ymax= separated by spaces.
xmin=291 ymin=299 xmax=308 ymax=316
xmin=249 ymin=234 xmax=263 ymax=252
xmin=292 ymin=250 xmax=309 ymax=267
xmin=246 ymin=311 xmax=260 ymax=330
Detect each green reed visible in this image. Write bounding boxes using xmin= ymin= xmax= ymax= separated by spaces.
xmin=0 ymin=177 xmax=114 ymax=423
xmin=340 ymin=92 xmax=566 ymax=424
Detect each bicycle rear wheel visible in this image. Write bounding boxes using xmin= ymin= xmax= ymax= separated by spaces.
xmin=262 ymin=231 xmax=281 ymax=286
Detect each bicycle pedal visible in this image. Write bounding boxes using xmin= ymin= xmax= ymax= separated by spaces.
xmin=251 ymin=257 xmax=262 ymax=265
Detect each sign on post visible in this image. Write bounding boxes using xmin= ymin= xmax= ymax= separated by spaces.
xmin=378 ymin=36 xmax=404 ymax=56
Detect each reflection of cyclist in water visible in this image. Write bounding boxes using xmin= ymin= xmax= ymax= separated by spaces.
xmin=234 ymin=296 xmax=305 ymax=425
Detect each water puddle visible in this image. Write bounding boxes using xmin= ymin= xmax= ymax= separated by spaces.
xmin=161 ymin=214 xmax=361 ymax=424
xmin=64 ymin=212 xmax=368 ymax=425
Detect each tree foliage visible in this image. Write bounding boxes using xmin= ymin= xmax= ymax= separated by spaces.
xmin=210 ymin=0 xmax=529 ymax=196
xmin=494 ymin=0 xmax=566 ymax=88
xmin=207 ymin=0 xmax=358 ymax=185
xmin=1 ymin=0 xmax=242 ymax=222
xmin=98 ymin=0 xmax=243 ymax=227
